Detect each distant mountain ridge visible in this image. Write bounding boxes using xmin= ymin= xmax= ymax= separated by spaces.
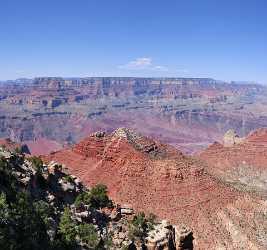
xmin=0 ymin=76 xmax=267 ymax=155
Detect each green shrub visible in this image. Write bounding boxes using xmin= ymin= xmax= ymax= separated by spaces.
xmin=59 ymin=207 xmax=77 ymax=244
xmin=14 ymin=147 xmax=23 ymax=155
xmin=62 ymin=175 xmax=75 ymax=183
xmin=147 ymin=213 xmax=157 ymax=231
xmin=33 ymin=200 xmax=54 ymax=226
xmin=128 ymin=212 xmax=147 ymax=240
xmin=121 ymin=244 xmax=129 ymax=250
xmin=0 ymin=192 xmax=9 ymax=223
xmin=89 ymin=184 xmax=112 ymax=209
xmin=74 ymin=192 xmax=91 ymax=207
xmin=28 ymin=156 xmax=44 ymax=172
xmin=128 ymin=212 xmax=157 ymax=242
xmin=0 ymin=192 xmax=49 ymax=250
xmin=101 ymin=233 xmax=113 ymax=249
xmin=77 ymin=223 xmax=99 ymax=249
xmin=75 ymin=184 xmax=112 ymax=209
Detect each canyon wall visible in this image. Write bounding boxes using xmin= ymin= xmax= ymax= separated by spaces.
xmin=1 ymin=77 xmax=266 ymax=154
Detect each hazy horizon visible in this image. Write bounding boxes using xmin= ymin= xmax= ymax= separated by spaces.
xmin=0 ymin=76 xmax=263 ymax=86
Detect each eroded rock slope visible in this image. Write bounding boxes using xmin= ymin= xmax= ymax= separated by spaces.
xmin=44 ymin=128 xmax=267 ymax=249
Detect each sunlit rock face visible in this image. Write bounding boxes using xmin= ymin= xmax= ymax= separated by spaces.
xmin=199 ymin=128 xmax=267 ymax=196
xmin=222 ymin=129 xmax=244 ymax=147
xmin=43 ymin=128 xmax=267 ymax=249
xmin=1 ymin=77 xmax=267 ymax=155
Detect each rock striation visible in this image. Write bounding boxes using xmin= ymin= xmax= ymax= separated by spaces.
xmin=199 ymin=128 xmax=267 ymax=197
xmin=1 ymin=77 xmax=267 ymax=155
xmin=0 ymin=146 xmax=192 ymax=250
xmin=44 ymin=128 xmax=267 ymax=249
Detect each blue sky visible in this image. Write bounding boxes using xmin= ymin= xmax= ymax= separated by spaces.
xmin=0 ymin=0 xmax=266 ymax=83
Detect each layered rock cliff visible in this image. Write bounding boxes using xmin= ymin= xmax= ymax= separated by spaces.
xmin=44 ymin=128 xmax=267 ymax=249
xmin=1 ymin=77 xmax=267 ymax=155
xmin=199 ymin=128 xmax=267 ymax=197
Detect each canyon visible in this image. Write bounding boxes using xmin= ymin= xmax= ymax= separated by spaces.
xmin=1 ymin=77 xmax=267 ymax=249
xmin=43 ymin=128 xmax=267 ymax=249
xmin=0 ymin=143 xmax=194 ymax=250
xmin=1 ymin=77 xmax=267 ymax=155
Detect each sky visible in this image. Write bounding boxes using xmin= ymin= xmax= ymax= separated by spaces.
xmin=0 ymin=0 xmax=266 ymax=83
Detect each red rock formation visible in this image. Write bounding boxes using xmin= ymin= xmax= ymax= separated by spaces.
xmin=200 ymin=128 xmax=267 ymax=171
xmin=1 ymin=77 xmax=267 ymax=156
xmin=199 ymin=128 xmax=267 ymax=197
xmin=44 ymin=128 xmax=267 ymax=249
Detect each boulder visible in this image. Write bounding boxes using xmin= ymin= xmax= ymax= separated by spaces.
xmin=223 ymin=129 xmax=243 ymax=147
xmin=175 ymin=225 xmax=193 ymax=250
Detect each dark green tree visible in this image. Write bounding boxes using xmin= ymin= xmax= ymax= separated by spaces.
xmin=128 ymin=212 xmax=157 ymax=243
xmin=28 ymin=156 xmax=44 ymax=172
xmin=34 ymin=200 xmax=54 ymax=227
xmin=89 ymin=184 xmax=112 ymax=209
xmin=58 ymin=207 xmax=77 ymax=245
xmin=74 ymin=191 xmax=91 ymax=207
xmin=77 ymin=223 xmax=99 ymax=249
xmin=0 ymin=192 xmax=49 ymax=250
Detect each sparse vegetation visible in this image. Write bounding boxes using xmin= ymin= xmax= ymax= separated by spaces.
xmin=74 ymin=184 xmax=112 ymax=209
xmin=147 ymin=213 xmax=157 ymax=231
xmin=28 ymin=156 xmax=44 ymax=172
xmin=58 ymin=208 xmax=101 ymax=249
xmin=59 ymin=207 xmax=77 ymax=245
xmin=74 ymin=191 xmax=91 ymax=207
xmin=77 ymin=223 xmax=99 ymax=249
xmin=14 ymin=146 xmax=23 ymax=155
xmin=0 ymin=149 xmax=169 ymax=250
xmin=89 ymin=184 xmax=113 ymax=209
xmin=62 ymin=175 xmax=75 ymax=183
xmin=128 ymin=212 xmax=157 ymax=243
xmin=0 ymin=151 xmax=116 ymax=250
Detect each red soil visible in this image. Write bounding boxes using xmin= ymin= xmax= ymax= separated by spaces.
xmin=44 ymin=128 xmax=267 ymax=249
xmin=199 ymin=128 xmax=267 ymax=173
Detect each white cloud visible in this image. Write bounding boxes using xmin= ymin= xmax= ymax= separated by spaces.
xmin=176 ymin=69 xmax=189 ymax=74
xmin=15 ymin=69 xmax=26 ymax=74
xmin=131 ymin=57 xmax=152 ymax=67
xmin=154 ymin=65 xmax=168 ymax=71
xmin=118 ymin=57 xmax=168 ymax=71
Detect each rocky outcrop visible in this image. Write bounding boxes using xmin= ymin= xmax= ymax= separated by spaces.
xmin=44 ymin=128 xmax=267 ymax=249
xmin=145 ymin=221 xmax=193 ymax=250
xmin=223 ymin=129 xmax=244 ymax=147
xmin=0 ymin=147 xmax=192 ymax=250
xmin=199 ymin=128 xmax=267 ymax=196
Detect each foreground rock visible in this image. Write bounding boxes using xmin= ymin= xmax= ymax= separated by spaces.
xmin=0 ymin=146 xmax=192 ymax=250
